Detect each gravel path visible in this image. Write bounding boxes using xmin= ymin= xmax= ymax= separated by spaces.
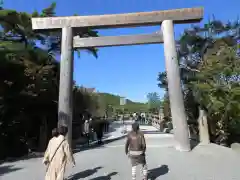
xmin=1 ymin=122 xmax=240 ymax=180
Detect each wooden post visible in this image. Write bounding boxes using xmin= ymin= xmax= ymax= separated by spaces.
xmin=161 ymin=20 xmax=191 ymax=151
xmin=198 ymin=108 xmax=210 ymax=144
xmin=158 ymin=108 xmax=164 ymax=131
xmin=58 ymin=27 xmax=74 ymax=146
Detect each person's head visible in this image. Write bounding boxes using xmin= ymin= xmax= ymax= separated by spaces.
xmin=58 ymin=126 xmax=68 ymax=136
xmin=132 ymin=122 xmax=139 ymax=132
xmin=52 ymin=128 xmax=59 ymax=137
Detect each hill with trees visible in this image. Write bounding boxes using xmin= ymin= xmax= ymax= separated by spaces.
xmin=97 ymin=92 xmax=148 ymax=115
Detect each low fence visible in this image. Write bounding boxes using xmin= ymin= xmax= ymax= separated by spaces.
xmin=101 ymin=113 xmax=210 ymax=145
xmin=103 ymin=114 xmax=174 ymax=134
xmin=74 ymin=118 xmax=115 ymax=145
xmin=148 ymin=112 xmax=209 ymax=144
xmin=146 ymin=114 xmax=173 ymax=133
xmin=73 ymin=117 xmax=114 ymax=139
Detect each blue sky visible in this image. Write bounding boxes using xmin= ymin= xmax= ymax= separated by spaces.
xmin=4 ymin=0 xmax=240 ymax=102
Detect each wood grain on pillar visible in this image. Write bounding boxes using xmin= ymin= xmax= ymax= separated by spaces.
xmin=161 ymin=20 xmax=191 ymax=151
xmin=58 ymin=27 xmax=74 ymax=145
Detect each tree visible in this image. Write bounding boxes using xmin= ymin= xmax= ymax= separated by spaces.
xmin=157 ymin=72 xmax=171 ymax=120
xmin=191 ymin=39 xmax=240 ymax=145
xmin=146 ymin=92 xmax=162 ymax=113
xmin=0 ymin=2 xmax=100 ymax=159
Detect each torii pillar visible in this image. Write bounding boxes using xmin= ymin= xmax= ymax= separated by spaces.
xmin=162 ymin=20 xmax=190 ymax=151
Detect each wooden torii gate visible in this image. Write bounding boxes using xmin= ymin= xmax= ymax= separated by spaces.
xmin=32 ymin=7 xmax=203 ymax=151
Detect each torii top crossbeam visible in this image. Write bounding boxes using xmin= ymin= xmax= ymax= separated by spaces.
xmin=32 ymin=7 xmax=203 ymax=30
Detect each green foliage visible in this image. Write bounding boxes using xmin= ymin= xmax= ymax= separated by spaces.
xmin=146 ymin=92 xmax=162 ymax=113
xmin=191 ymin=40 xmax=240 ymax=143
xmin=97 ymin=93 xmax=148 ymax=114
xmin=162 ymin=92 xmax=171 ymax=121
xmin=0 ymin=2 xmax=101 ymax=159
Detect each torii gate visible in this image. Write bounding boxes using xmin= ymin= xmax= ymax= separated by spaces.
xmin=32 ymin=7 xmax=203 ymax=151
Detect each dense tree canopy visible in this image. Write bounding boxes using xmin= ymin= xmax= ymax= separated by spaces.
xmin=146 ymin=92 xmax=162 ymax=113
xmin=0 ymin=2 xmax=101 ymax=159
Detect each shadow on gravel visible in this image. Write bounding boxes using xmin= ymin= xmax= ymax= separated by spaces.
xmin=68 ymin=166 xmax=102 ymax=180
xmin=0 ymin=165 xmax=22 ymax=176
xmin=89 ymin=172 xmax=118 ymax=180
xmin=148 ymin=164 xmax=169 ymax=180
